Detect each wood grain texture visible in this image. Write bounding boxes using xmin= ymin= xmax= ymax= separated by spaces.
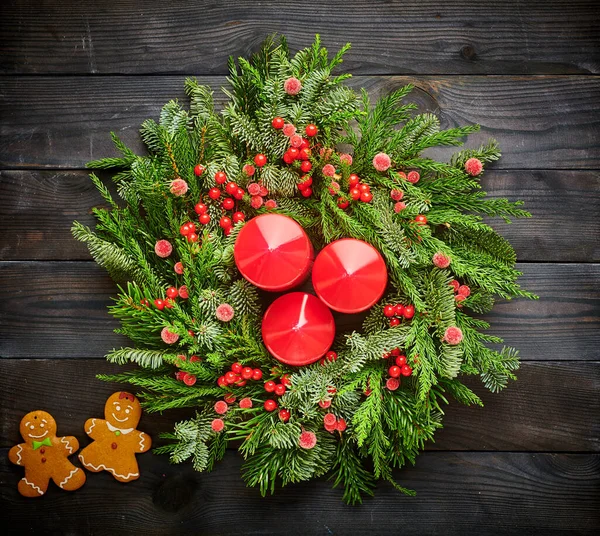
xmin=1 ymin=1 xmax=599 ymax=75
xmin=0 ymin=359 xmax=597 ymax=452
xmin=1 ymin=449 xmax=598 ymax=535
xmin=0 ymin=262 xmax=598 ymax=360
xmin=2 ymin=169 xmax=598 ymax=262
xmin=1 ymin=76 xmax=599 ymax=169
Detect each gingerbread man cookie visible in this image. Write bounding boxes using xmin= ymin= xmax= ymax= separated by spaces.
xmin=8 ymin=410 xmax=86 ymax=497
xmin=79 ymin=392 xmax=151 ymax=482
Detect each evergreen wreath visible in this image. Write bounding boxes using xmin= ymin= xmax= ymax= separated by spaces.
xmin=73 ymin=36 xmax=535 ymax=503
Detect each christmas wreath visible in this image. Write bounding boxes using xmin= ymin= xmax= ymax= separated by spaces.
xmin=73 ymin=36 xmax=535 ymax=503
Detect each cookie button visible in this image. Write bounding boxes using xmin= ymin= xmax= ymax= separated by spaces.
xmin=41 ymin=458 xmax=47 ymax=463
xmin=111 ymin=442 xmax=117 ymax=450
xmin=40 ymin=448 xmax=45 ymax=454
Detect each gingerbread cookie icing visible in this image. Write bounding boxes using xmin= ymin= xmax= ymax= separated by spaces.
xmin=8 ymin=410 xmax=86 ymax=497
xmin=78 ymin=392 xmax=151 ymax=482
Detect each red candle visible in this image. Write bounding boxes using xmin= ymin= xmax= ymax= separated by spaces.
xmin=312 ymin=238 xmax=388 ymax=313
xmin=261 ymin=292 xmax=335 ymax=366
xmin=234 ymin=214 xmax=314 ymax=292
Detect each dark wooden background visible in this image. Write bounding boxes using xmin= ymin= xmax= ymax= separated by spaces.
xmin=1 ymin=1 xmax=599 ymax=534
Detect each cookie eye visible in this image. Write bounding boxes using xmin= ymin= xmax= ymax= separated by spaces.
xmin=40 ymin=423 xmax=45 ymax=428
xmin=115 ymin=405 xmax=121 ymax=411
xmin=125 ymin=408 xmax=130 ymax=414
xmin=30 ymin=425 xmax=35 ymax=430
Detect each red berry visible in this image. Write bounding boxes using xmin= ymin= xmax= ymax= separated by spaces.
xmin=243 ymin=164 xmax=255 ymax=176
xmin=300 ymin=161 xmax=312 ymax=173
xmin=214 ymin=171 xmax=227 ymax=185
xmin=325 ymin=351 xmax=337 ymax=362
xmin=297 ymin=180 xmax=310 ymax=192
xmin=278 ymin=409 xmax=290 ymax=422
xmin=140 ymin=298 xmax=150 ymax=307
xmin=407 ymin=171 xmax=420 ymax=184
xmin=415 ymin=214 xmax=428 ymax=225
xmin=264 ymin=380 xmax=276 ymax=393
xmin=386 ymin=377 xmax=400 ymax=391
xmin=183 ymin=374 xmax=197 ymax=386
xmin=283 ymin=152 xmax=295 ymax=165
xmin=264 ymin=399 xmax=278 ymax=412
xmin=254 ymin=154 xmax=267 ymax=167
xmin=252 ymin=369 xmax=263 ymax=381
xmin=389 ymin=317 xmax=401 ymax=327
xmin=232 ymin=211 xmax=245 ymax=223
xmin=214 ymin=400 xmax=228 ymax=414
xmin=300 ymin=138 xmax=310 ymax=149
xmin=211 ymin=418 xmax=224 ymax=432
xmin=225 ymin=371 xmax=238 ymax=384
xmin=305 ymin=124 xmax=318 ymax=137
xmin=222 ymin=197 xmax=235 ymax=210
xmin=154 ymin=299 xmax=165 ymax=310
xmin=225 ymin=182 xmax=238 ymax=196
xmin=231 ymin=362 xmax=242 ymax=374
xmin=395 ymin=355 xmax=407 ymax=367
xmin=194 ymin=202 xmax=208 ymax=214
xmin=219 ymin=216 xmax=232 ymax=229
xmin=233 ymin=187 xmax=245 ymax=200
xmin=208 ymin=188 xmax=221 ymax=200
xmin=241 ymin=367 xmax=253 ymax=380
xmin=388 ymin=365 xmax=402 ymax=378
xmin=175 ymin=371 xmax=186 ymax=381
xmin=179 ymin=223 xmax=192 ymax=236
xmin=327 ymin=386 xmax=337 ymax=395
xmin=194 ymin=164 xmax=205 ymax=176
xmin=318 ymin=399 xmax=331 ymax=409
xmin=301 ymin=187 xmax=313 ymax=197
xmin=360 ymin=191 xmax=373 ymax=203
xmin=239 ymin=397 xmax=253 ymax=409
xmin=223 ymin=393 xmax=237 ymax=404
xmin=189 ymin=355 xmax=201 ymax=362
xmin=274 ymin=384 xmax=287 ymax=396
xmin=390 ymin=348 xmax=401 ymax=356
xmin=359 ymin=183 xmax=370 ymax=193
xmin=199 ymin=213 xmax=210 ymax=225
xmin=401 ymin=365 xmax=413 ymax=377
xmin=457 ymin=285 xmax=471 ymax=297
xmin=394 ymin=304 xmax=405 ymax=317
xmin=383 ymin=305 xmax=395 ymax=318
xmin=299 ymin=148 xmax=311 ymax=161
xmin=217 ymin=376 xmax=227 ymax=387
xmin=281 ymin=374 xmax=292 ymax=387
xmin=272 ymin=117 xmax=285 ymax=129
xmin=174 ymin=262 xmax=184 ymax=274
xmin=187 ymin=232 xmax=199 ymax=243
xmin=350 ymin=188 xmax=361 ymax=200
xmin=323 ymin=413 xmax=337 ymax=427
xmin=336 ymin=418 xmax=347 ymax=432
xmin=166 ymin=287 xmax=178 ymax=299
xmin=164 ymin=298 xmax=175 ymax=309
xmin=403 ymin=304 xmax=415 ymax=319
xmin=337 ymin=198 xmax=349 ymax=209
xmin=348 ymin=174 xmax=360 ymax=187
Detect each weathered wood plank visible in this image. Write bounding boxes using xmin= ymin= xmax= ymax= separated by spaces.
xmin=0 ymin=262 xmax=597 ymax=360
xmin=2 ymin=169 xmax=597 ymax=262
xmin=1 ymin=76 xmax=599 ymax=169
xmin=1 ymin=449 xmax=598 ymax=535
xmin=0 ymin=359 xmax=597 ymax=452
xmin=1 ymin=1 xmax=598 ymax=75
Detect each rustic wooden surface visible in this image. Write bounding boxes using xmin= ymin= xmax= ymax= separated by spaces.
xmin=0 ymin=1 xmax=599 ymax=534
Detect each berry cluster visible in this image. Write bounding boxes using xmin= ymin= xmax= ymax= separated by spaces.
xmin=382 ymin=302 xmax=415 ymax=327
xmin=217 ymin=362 xmax=263 ymax=388
xmin=383 ymin=348 xmax=412 ymax=391
xmin=449 ymin=280 xmax=471 ymax=306
xmin=343 ymin=173 xmax=373 ymax=206
xmin=323 ymin=413 xmax=347 ymax=433
xmin=141 ymin=283 xmax=189 ymax=311
xmin=174 ymin=355 xmax=202 ymax=386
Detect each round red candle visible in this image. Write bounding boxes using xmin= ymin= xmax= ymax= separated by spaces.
xmin=262 ymin=292 xmax=335 ymax=366
xmin=312 ymin=238 xmax=388 ymax=313
xmin=234 ymin=214 xmax=314 ymax=292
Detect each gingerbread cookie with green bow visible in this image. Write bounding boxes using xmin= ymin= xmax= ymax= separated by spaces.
xmin=79 ymin=392 xmax=151 ymax=482
xmin=8 ymin=410 xmax=86 ymax=497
